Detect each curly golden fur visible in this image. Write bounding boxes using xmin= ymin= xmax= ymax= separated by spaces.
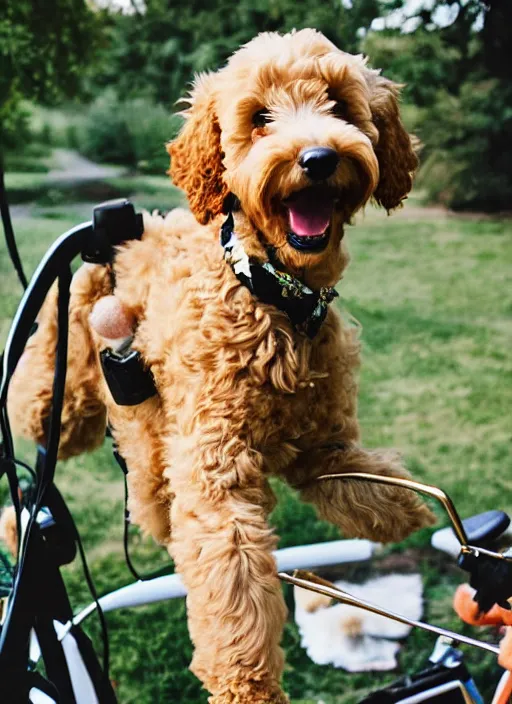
xmin=7 ymin=30 xmax=434 ymax=703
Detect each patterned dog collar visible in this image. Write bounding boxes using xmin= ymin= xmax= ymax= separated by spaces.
xmin=221 ymin=213 xmax=338 ymax=339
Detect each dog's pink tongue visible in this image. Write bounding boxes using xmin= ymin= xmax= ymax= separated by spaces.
xmin=287 ymin=190 xmax=334 ymax=236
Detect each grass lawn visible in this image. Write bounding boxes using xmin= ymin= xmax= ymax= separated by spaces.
xmin=1 ymin=187 xmax=511 ymax=702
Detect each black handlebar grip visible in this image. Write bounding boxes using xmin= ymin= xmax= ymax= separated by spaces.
xmin=82 ymin=199 xmax=144 ymax=265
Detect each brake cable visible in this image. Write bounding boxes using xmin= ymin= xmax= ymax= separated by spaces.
xmin=0 ymin=159 xmax=27 ymax=290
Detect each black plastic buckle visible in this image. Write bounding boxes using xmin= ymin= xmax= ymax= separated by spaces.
xmin=82 ymin=198 xmax=144 ymax=265
xmin=100 ymin=347 xmax=156 ymax=406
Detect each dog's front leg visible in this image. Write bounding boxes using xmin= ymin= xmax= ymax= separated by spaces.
xmin=168 ymin=431 xmax=288 ymax=704
xmin=287 ymin=443 xmax=436 ymax=543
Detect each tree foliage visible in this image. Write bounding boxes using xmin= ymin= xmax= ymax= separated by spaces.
xmin=78 ymin=90 xmax=182 ymax=173
xmin=363 ymin=0 xmax=511 ymax=211
xmin=93 ymin=0 xmax=382 ymax=106
xmin=2 ymin=0 xmax=510 ymax=211
xmin=89 ymin=0 xmax=510 ymax=211
xmin=0 ymin=0 xmax=104 ymax=149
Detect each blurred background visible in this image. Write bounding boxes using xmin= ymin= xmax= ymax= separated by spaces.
xmin=1 ymin=1 xmax=511 ymax=703
xmin=1 ymin=0 xmax=511 ymax=211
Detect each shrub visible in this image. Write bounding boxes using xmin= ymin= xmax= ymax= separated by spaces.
xmin=78 ymin=91 xmax=136 ymax=166
xmin=3 ymin=110 xmax=53 ymax=173
xmin=30 ymin=105 xmax=83 ymax=149
xmin=363 ymin=30 xmax=462 ymax=108
xmin=125 ymin=99 xmax=182 ymax=174
xmin=77 ymin=92 xmax=181 ymax=174
xmin=3 ymin=154 xmax=49 ymax=173
xmin=0 ymin=94 xmax=31 ymax=153
xmin=417 ymin=79 xmax=512 ymax=212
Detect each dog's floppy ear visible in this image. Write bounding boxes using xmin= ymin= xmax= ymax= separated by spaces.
xmin=167 ymin=73 xmax=229 ymax=225
xmin=367 ymin=73 xmax=419 ymax=211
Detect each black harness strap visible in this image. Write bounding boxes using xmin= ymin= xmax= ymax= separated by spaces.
xmin=100 ymin=348 xmax=156 ymax=407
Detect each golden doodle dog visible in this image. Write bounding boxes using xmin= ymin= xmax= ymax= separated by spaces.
xmin=8 ymin=29 xmax=435 ymax=703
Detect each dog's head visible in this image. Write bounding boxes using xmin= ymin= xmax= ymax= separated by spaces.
xmin=169 ymin=29 xmax=417 ymax=283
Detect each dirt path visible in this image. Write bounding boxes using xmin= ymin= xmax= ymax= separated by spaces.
xmin=47 ymin=148 xmax=124 ymax=182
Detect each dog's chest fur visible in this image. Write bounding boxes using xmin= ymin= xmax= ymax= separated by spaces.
xmin=114 ymin=211 xmax=360 ymax=468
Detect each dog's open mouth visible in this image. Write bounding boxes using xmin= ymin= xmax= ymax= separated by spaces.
xmin=284 ymin=187 xmax=336 ymax=252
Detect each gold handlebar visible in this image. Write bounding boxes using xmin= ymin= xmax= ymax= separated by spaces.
xmin=277 ymin=472 xmax=510 ymax=656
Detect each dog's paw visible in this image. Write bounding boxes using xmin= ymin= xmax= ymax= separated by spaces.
xmin=382 ymin=493 xmax=436 ymax=543
xmin=301 ymin=447 xmax=436 ymax=544
xmin=362 ymin=453 xmax=437 ymax=542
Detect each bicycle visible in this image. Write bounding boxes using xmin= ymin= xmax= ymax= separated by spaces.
xmin=1 ymin=201 xmax=511 ymax=703
xmin=5 ymin=471 xmax=510 ymax=704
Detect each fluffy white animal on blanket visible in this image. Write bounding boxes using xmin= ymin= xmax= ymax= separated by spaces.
xmin=294 ymin=574 xmax=423 ymax=672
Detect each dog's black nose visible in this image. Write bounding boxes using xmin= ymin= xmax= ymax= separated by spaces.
xmin=299 ymin=147 xmax=339 ymax=181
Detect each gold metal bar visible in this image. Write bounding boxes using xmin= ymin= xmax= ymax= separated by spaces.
xmin=279 ymin=570 xmax=500 ymax=657
xmin=315 ymin=472 xmax=469 ymax=546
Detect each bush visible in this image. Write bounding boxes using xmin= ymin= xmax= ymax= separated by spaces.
xmin=29 ymin=105 xmax=83 ymax=149
xmin=0 ymin=94 xmax=32 ymax=153
xmin=362 ymin=30 xmax=462 ymax=107
xmin=77 ymin=92 xmax=182 ymax=174
xmin=3 ymin=113 xmax=53 ymax=173
xmin=3 ymin=154 xmax=49 ymax=173
xmin=417 ymin=79 xmax=512 ymax=212
xmin=125 ymin=100 xmax=182 ymax=174
xmin=78 ymin=91 xmax=136 ymax=166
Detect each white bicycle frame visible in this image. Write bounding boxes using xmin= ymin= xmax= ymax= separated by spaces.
xmin=29 ymin=538 xmax=376 ymax=704
xmin=28 ymin=474 xmax=511 ymax=704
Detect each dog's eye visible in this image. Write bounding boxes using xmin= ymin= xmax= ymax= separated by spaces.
xmin=252 ymin=109 xmax=271 ymax=128
xmin=332 ymin=100 xmax=349 ymax=121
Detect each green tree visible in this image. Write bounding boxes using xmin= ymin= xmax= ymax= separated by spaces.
xmin=0 ymin=0 xmax=106 ymax=287
xmin=92 ymin=0 xmax=382 ymax=107
xmin=363 ymin=29 xmax=462 ymax=107
xmin=0 ymin=0 xmax=106 ymax=149
xmin=363 ymin=0 xmax=512 ymax=211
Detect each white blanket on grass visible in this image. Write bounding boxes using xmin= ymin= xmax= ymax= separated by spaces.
xmin=294 ymin=573 xmax=423 ymax=672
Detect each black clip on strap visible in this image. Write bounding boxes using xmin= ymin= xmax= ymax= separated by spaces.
xmin=82 ymin=199 xmax=144 ymax=265
xmin=100 ymin=348 xmax=156 ymax=406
